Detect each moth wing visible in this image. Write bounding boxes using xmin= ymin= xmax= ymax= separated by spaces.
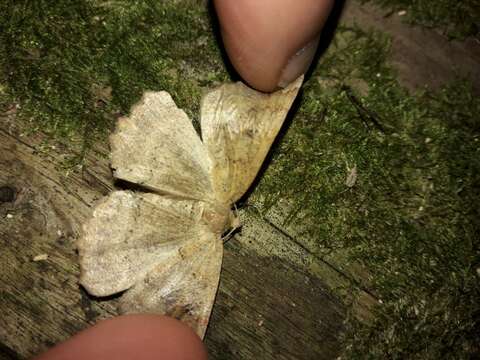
xmin=119 ymin=232 xmax=223 ymax=339
xmin=78 ymin=190 xmax=210 ymax=297
xmin=201 ymin=76 xmax=303 ymax=204
xmin=111 ymin=91 xmax=213 ymax=201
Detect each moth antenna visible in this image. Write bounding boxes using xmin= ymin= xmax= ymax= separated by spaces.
xmin=222 ymin=205 xmax=241 ymax=243
xmin=221 ymin=228 xmax=237 ymax=243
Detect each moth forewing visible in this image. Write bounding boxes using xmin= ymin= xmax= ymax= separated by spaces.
xmin=201 ymin=76 xmax=303 ymax=204
xmin=110 ymin=91 xmax=214 ymax=201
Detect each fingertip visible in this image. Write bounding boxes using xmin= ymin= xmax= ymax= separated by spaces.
xmin=34 ymin=315 xmax=208 ymax=360
xmin=214 ymin=0 xmax=334 ymax=92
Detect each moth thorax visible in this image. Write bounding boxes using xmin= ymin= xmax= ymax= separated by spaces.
xmin=201 ymin=202 xmax=232 ymax=235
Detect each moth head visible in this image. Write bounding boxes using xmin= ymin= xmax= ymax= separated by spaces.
xmin=200 ymin=201 xmax=240 ymax=236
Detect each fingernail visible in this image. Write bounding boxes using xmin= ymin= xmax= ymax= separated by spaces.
xmin=277 ymin=37 xmax=320 ymax=88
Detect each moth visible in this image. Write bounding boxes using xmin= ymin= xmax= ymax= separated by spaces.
xmin=78 ymin=77 xmax=303 ymax=338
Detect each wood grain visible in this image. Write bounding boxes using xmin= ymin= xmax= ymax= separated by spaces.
xmin=0 ymin=116 xmax=361 ymax=359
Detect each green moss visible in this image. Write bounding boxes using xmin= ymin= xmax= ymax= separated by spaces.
xmin=0 ymin=0 xmax=227 ymax=158
xmin=360 ymin=0 xmax=479 ymax=40
xmin=254 ymin=25 xmax=479 ymax=357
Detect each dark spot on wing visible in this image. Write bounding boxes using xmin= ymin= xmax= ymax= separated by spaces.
xmin=167 ymin=303 xmax=194 ymax=321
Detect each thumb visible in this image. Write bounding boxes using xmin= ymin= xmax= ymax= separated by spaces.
xmin=213 ymin=0 xmax=334 ymax=92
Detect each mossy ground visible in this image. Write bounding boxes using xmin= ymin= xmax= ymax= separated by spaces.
xmin=0 ymin=0 xmax=228 ymax=161
xmin=1 ymin=0 xmax=478 ymax=358
xmin=255 ymin=25 xmax=479 ymax=358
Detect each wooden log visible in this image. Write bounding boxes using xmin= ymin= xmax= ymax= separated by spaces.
xmin=0 ymin=117 xmax=357 ymax=359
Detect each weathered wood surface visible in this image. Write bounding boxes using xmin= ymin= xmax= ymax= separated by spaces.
xmin=0 ymin=114 xmax=363 ymax=359
xmin=341 ymin=0 xmax=480 ymax=93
